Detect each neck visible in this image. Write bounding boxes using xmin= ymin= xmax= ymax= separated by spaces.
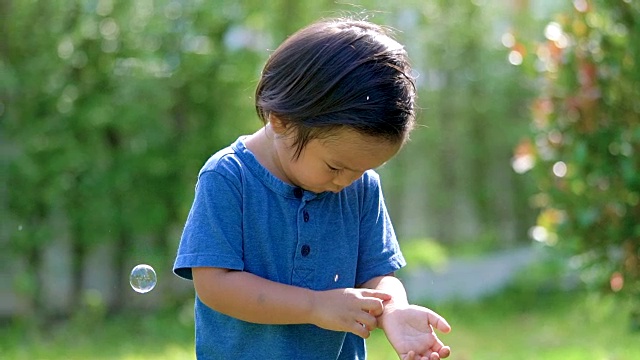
xmin=245 ymin=125 xmax=292 ymax=184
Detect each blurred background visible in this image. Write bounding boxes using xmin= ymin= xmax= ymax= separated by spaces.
xmin=1 ymin=0 xmax=639 ymax=359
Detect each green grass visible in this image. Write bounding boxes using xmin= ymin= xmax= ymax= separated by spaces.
xmin=2 ymin=290 xmax=639 ymax=359
xmin=0 ymin=308 xmax=196 ymax=360
xmin=368 ymin=290 xmax=640 ymax=360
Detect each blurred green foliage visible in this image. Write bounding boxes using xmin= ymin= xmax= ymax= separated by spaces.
xmin=398 ymin=238 xmax=448 ymax=272
xmin=0 ymin=0 xmax=575 ymax=325
xmin=517 ymin=0 xmax=640 ymax=299
xmin=380 ymin=0 xmax=537 ymax=247
xmin=1 ymin=2 xmax=638 ymax=358
xmin=1 ymin=0 xmax=541 ymax=320
xmin=2 ymin=0 xmax=270 ymax=315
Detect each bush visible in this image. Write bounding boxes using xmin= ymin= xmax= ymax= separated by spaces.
xmin=514 ymin=1 xmax=640 ymax=300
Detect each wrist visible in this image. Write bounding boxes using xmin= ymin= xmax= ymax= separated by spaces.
xmin=306 ymin=289 xmax=322 ymax=326
xmin=382 ymin=293 xmax=408 ymax=313
xmin=378 ymin=299 xmax=408 ymax=331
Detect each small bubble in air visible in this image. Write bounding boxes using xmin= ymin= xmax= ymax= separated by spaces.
xmin=129 ymin=264 xmax=157 ymax=293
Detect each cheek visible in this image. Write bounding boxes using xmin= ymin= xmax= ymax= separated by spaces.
xmin=296 ymin=165 xmax=333 ymax=185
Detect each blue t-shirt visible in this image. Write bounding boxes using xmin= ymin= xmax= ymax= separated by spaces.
xmin=173 ymin=137 xmax=406 ymax=359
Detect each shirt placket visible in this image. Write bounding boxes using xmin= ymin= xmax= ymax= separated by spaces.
xmin=291 ymin=188 xmax=315 ymax=288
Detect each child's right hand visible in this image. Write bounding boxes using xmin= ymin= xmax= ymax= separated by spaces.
xmin=310 ymin=288 xmax=392 ymax=339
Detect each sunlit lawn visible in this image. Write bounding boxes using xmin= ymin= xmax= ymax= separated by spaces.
xmin=2 ymin=290 xmax=638 ymax=360
xmin=368 ymin=290 xmax=640 ymax=360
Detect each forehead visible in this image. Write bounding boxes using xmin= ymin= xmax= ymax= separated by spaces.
xmin=312 ymin=129 xmax=401 ymax=170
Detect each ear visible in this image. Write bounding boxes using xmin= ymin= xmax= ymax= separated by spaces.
xmin=268 ymin=114 xmax=288 ymax=135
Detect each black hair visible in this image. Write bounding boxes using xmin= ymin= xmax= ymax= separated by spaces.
xmin=255 ymin=18 xmax=416 ymax=158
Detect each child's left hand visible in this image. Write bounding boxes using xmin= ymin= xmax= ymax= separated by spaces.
xmin=379 ymin=304 xmax=451 ymax=360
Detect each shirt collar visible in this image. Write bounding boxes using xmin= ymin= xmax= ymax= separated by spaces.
xmin=231 ymin=136 xmax=327 ymax=200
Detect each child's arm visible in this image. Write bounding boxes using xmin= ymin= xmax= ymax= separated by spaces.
xmin=360 ymin=275 xmax=452 ymax=360
xmin=192 ymin=267 xmax=393 ymax=339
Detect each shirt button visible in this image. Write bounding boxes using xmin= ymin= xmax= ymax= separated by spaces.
xmin=301 ymin=244 xmax=311 ymax=257
xmin=303 ymin=210 xmax=310 ymax=222
xmin=293 ymin=188 xmax=303 ymax=199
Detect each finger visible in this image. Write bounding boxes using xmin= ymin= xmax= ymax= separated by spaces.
xmin=428 ymin=352 xmax=440 ymax=360
xmin=438 ymin=346 xmax=451 ymax=358
xmin=360 ymin=297 xmax=385 ymax=316
xmin=403 ymin=351 xmax=415 ymax=360
xmin=356 ymin=312 xmax=378 ymax=331
xmin=359 ymin=289 xmax=393 ymax=302
xmin=426 ymin=332 xmax=448 ymax=355
xmin=425 ymin=310 xmax=451 ymax=333
xmin=351 ymin=321 xmax=371 ymax=339
xmin=412 ymin=351 xmax=425 ymax=360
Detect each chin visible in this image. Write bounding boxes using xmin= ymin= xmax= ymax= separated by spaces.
xmin=300 ymin=184 xmax=328 ymax=194
xmin=302 ymin=184 xmax=341 ymax=194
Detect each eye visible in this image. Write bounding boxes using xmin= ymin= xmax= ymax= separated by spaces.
xmin=327 ymin=164 xmax=343 ymax=173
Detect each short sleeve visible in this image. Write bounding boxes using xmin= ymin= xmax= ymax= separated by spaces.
xmin=355 ymin=172 xmax=406 ymax=286
xmin=173 ymin=169 xmax=244 ymax=280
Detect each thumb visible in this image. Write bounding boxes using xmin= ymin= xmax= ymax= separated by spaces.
xmin=426 ymin=309 xmax=451 ymax=333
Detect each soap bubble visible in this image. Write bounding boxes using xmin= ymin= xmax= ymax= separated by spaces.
xmin=130 ymin=264 xmax=157 ymax=293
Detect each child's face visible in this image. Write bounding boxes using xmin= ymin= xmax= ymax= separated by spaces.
xmin=275 ymin=128 xmax=401 ymax=193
